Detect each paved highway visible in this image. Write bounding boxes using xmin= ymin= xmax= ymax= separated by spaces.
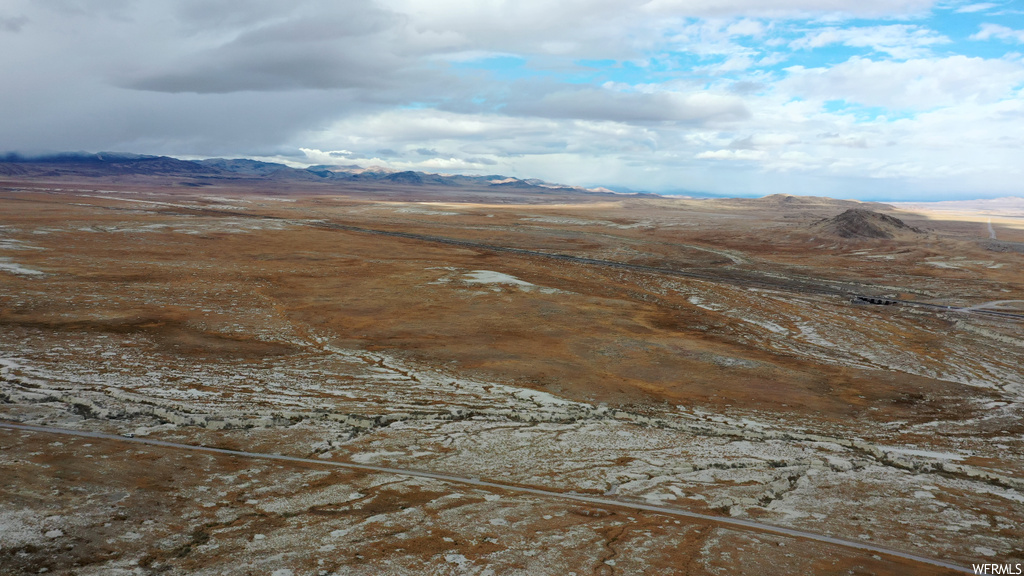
xmin=0 ymin=421 xmax=972 ymax=574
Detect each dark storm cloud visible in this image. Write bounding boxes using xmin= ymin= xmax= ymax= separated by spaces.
xmin=35 ymin=0 xmax=135 ymax=19
xmin=0 ymin=87 xmax=368 ymax=158
xmin=129 ymin=4 xmax=413 ymax=93
xmin=0 ymin=0 xmax=461 ymax=155
xmin=171 ymin=0 xmax=300 ymax=30
xmin=0 ymin=16 xmax=28 ymax=32
xmin=131 ymin=50 xmax=399 ymax=94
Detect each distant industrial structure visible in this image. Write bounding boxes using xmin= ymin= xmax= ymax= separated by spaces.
xmin=852 ymin=295 xmax=900 ymax=306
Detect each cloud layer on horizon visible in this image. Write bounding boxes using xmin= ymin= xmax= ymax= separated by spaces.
xmin=1 ymin=0 xmax=1022 ymax=199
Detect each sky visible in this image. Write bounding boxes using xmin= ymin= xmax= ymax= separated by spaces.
xmin=1 ymin=1 xmax=1023 ymax=199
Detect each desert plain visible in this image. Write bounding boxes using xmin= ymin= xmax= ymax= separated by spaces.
xmin=2 ymin=170 xmax=1023 ymax=575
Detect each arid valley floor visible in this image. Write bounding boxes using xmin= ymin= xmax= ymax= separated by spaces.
xmin=2 ymin=174 xmax=1023 ymax=575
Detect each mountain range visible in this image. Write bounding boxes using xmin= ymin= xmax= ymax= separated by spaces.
xmin=0 ymin=152 xmax=634 ymax=197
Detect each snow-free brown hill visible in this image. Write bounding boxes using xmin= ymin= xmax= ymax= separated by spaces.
xmin=730 ymin=194 xmax=891 ymax=210
xmin=813 ymin=208 xmax=924 ymax=239
xmin=707 ymin=195 xmax=894 ymax=219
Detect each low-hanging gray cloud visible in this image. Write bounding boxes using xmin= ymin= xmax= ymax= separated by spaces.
xmin=506 ymin=88 xmax=751 ymax=124
xmin=128 ymin=4 xmax=416 ymax=93
xmin=0 ymin=15 xmax=28 ymax=32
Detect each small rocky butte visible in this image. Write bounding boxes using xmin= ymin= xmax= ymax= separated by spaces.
xmin=815 ymin=208 xmax=924 ymax=239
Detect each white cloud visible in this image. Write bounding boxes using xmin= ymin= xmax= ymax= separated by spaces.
xmin=790 ymin=25 xmax=950 ymax=58
xmin=695 ymin=53 xmax=757 ymax=73
xmin=725 ymin=19 xmax=766 ymax=37
xmin=300 ymin=148 xmax=354 ymax=164
xmin=639 ymin=0 xmax=935 ymax=18
xmin=955 ymin=3 xmax=997 ymax=13
xmin=695 ymin=149 xmax=767 ymax=160
xmin=411 ymin=157 xmax=494 ymax=170
xmin=292 ymin=86 xmax=1024 ymax=197
xmin=971 ymin=23 xmax=1024 ymax=43
xmin=381 ymin=0 xmax=939 ymax=64
xmin=780 ymin=55 xmax=1024 ymax=109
